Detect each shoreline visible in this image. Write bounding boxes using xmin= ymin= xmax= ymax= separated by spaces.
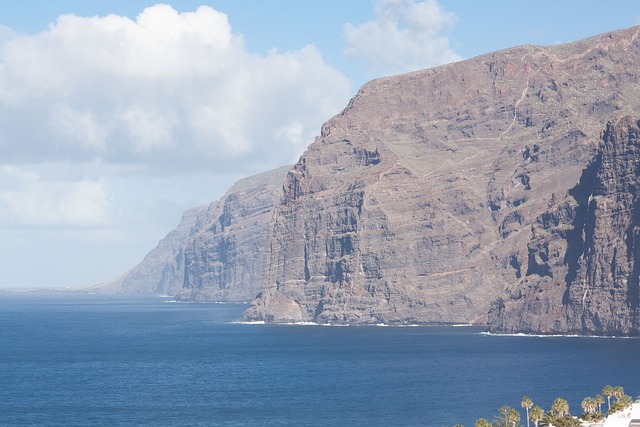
xmin=4 ymin=292 xmax=639 ymax=339
xmin=480 ymin=331 xmax=639 ymax=340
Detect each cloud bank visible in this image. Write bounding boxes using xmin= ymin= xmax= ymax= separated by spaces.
xmin=0 ymin=4 xmax=353 ymax=287
xmin=0 ymin=4 xmax=351 ymax=230
xmin=344 ymin=0 xmax=461 ymax=76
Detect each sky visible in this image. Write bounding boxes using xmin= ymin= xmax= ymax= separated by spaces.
xmin=1 ymin=1 xmax=639 ymax=290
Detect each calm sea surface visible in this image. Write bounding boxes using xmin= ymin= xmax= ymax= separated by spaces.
xmin=0 ymin=293 xmax=638 ymax=426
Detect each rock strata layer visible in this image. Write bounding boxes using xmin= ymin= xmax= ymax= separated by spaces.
xmin=243 ymin=26 xmax=640 ymax=334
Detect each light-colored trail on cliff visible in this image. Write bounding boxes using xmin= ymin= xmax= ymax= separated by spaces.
xmin=498 ymin=83 xmax=529 ymax=141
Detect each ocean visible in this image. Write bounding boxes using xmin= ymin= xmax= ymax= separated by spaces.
xmin=0 ymin=293 xmax=638 ymax=426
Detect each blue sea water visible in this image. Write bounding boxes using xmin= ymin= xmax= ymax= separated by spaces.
xmin=0 ymin=294 xmax=638 ymax=426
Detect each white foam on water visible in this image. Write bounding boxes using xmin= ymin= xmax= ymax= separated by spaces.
xmin=480 ymin=332 xmax=636 ymax=339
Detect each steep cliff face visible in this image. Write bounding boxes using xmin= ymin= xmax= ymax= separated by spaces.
xmin=174 ymin=166 xmax=289 ymax=302
xmin=94 ymin=166 xmax=289 ymax=301
xmin=489 ymin=117 xmax=640 ymax=336
xmin=243 ymin=26 xmax=640 ymax=330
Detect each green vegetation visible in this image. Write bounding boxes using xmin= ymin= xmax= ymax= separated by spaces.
xmin=521 ymin=396 xmax=533 ymax=427
xmin=457 ymin=384 xmax=635 ymax=427
xmin=603 ymin=384 xmax=614 ymax=410
xmin=551 ymin=397 xmax=569 ymax=417
xmin=541 ymin=397 xmax=580 ymax=427
xmin=610 ymin=394 xmax=633 ymax=414
xmin=529 ymin=406 xmax=544 ymax=427
xmin=595 ymin=394 xmax=604 ymax=413
xmin=613 ymin=385 xmax=624 ymax=401
xmin=490 ymin=405 xmax=521 ymax=427
xmin=579 ymin=396 xmax=606 ymax=423
xmin=540 ymin=412 xmax=582 ymax=427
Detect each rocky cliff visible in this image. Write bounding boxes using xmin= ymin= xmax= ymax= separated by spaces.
xmin=488 ymin=116 xmax=640 ymax=336
xmin=243 ymin=26 xmax=640 ymax=334
xmin=93 ymin=166 xmax=289 ymax=301
xmin=175 ymin=166 xmax=289 ymax=301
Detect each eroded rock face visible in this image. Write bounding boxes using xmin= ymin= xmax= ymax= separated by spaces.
xmin=243 ymin=26 xmax=640 ymax=331
xmin=489 ymin=117 xmax=640 ymax=336
xmin=94 ymin=166 xmax=289 ymax=301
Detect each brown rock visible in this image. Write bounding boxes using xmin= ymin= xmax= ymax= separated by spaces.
xmin=489 ymin=116 xmax=640 ymax=336
xmin=243 ymin=26 xmax=640 ymax=332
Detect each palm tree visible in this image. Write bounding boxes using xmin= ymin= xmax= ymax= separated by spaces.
xmin=552 ymin=397 xmax=569 ymax=418
xmin=603 ymin=385 xmax=614 ymax=410
xmin=507 ymin=407 xmax=521 ymax=427
xmin=541 ymin=411 xmax=557 ymax=427
xmin=522 ymin=396 xmax=533 ymax=427
xmin=620 ymin=394 xmax=633 ymax=408
xmin=581 ymin=397 xmax=597 ymax=415
xmin=475 ymin=419 xmax=491 ymax=427
xmin=614 ymin=386 xmax=624 ymax=401
xmin=530 ymin=406 xmax=544 ymax=427
xmin=595 ymin=394 xmax=604 ymax=413
xmin=497 ymin=405 xmax=512 ymax=426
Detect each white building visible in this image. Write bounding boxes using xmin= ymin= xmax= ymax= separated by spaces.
xmin=602 ymin=402 xmax=640 ymax=427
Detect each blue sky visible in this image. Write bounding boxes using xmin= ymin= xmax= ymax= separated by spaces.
xmin=0 ymin=1 xmax=639 ymax=289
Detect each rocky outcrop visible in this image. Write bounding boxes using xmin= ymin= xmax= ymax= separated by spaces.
xmin=488 ymin=117 xmax=640 ymax=336
xmin=243 ymin=26 xmax=640 ymax=333
xmin=93 ymin=166 xmax=289 ymax=301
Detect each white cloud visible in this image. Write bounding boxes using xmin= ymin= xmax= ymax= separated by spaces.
xmin=49 ymin=105 xmax=108 ymax=150
xmin=0 ymin=166 xmax=111 ymax=227
xmin=0 ymin=4 xmax=351 ymax=174
xmin=0 ymin=4 xmax=353 ymax=288
xmin=0 ymin=24 xmax=14 ymax=48
xmin=120 ymin=107 xmax=179 ymax=152
xmin=344 ymin=0 xmax=462 ymax=76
